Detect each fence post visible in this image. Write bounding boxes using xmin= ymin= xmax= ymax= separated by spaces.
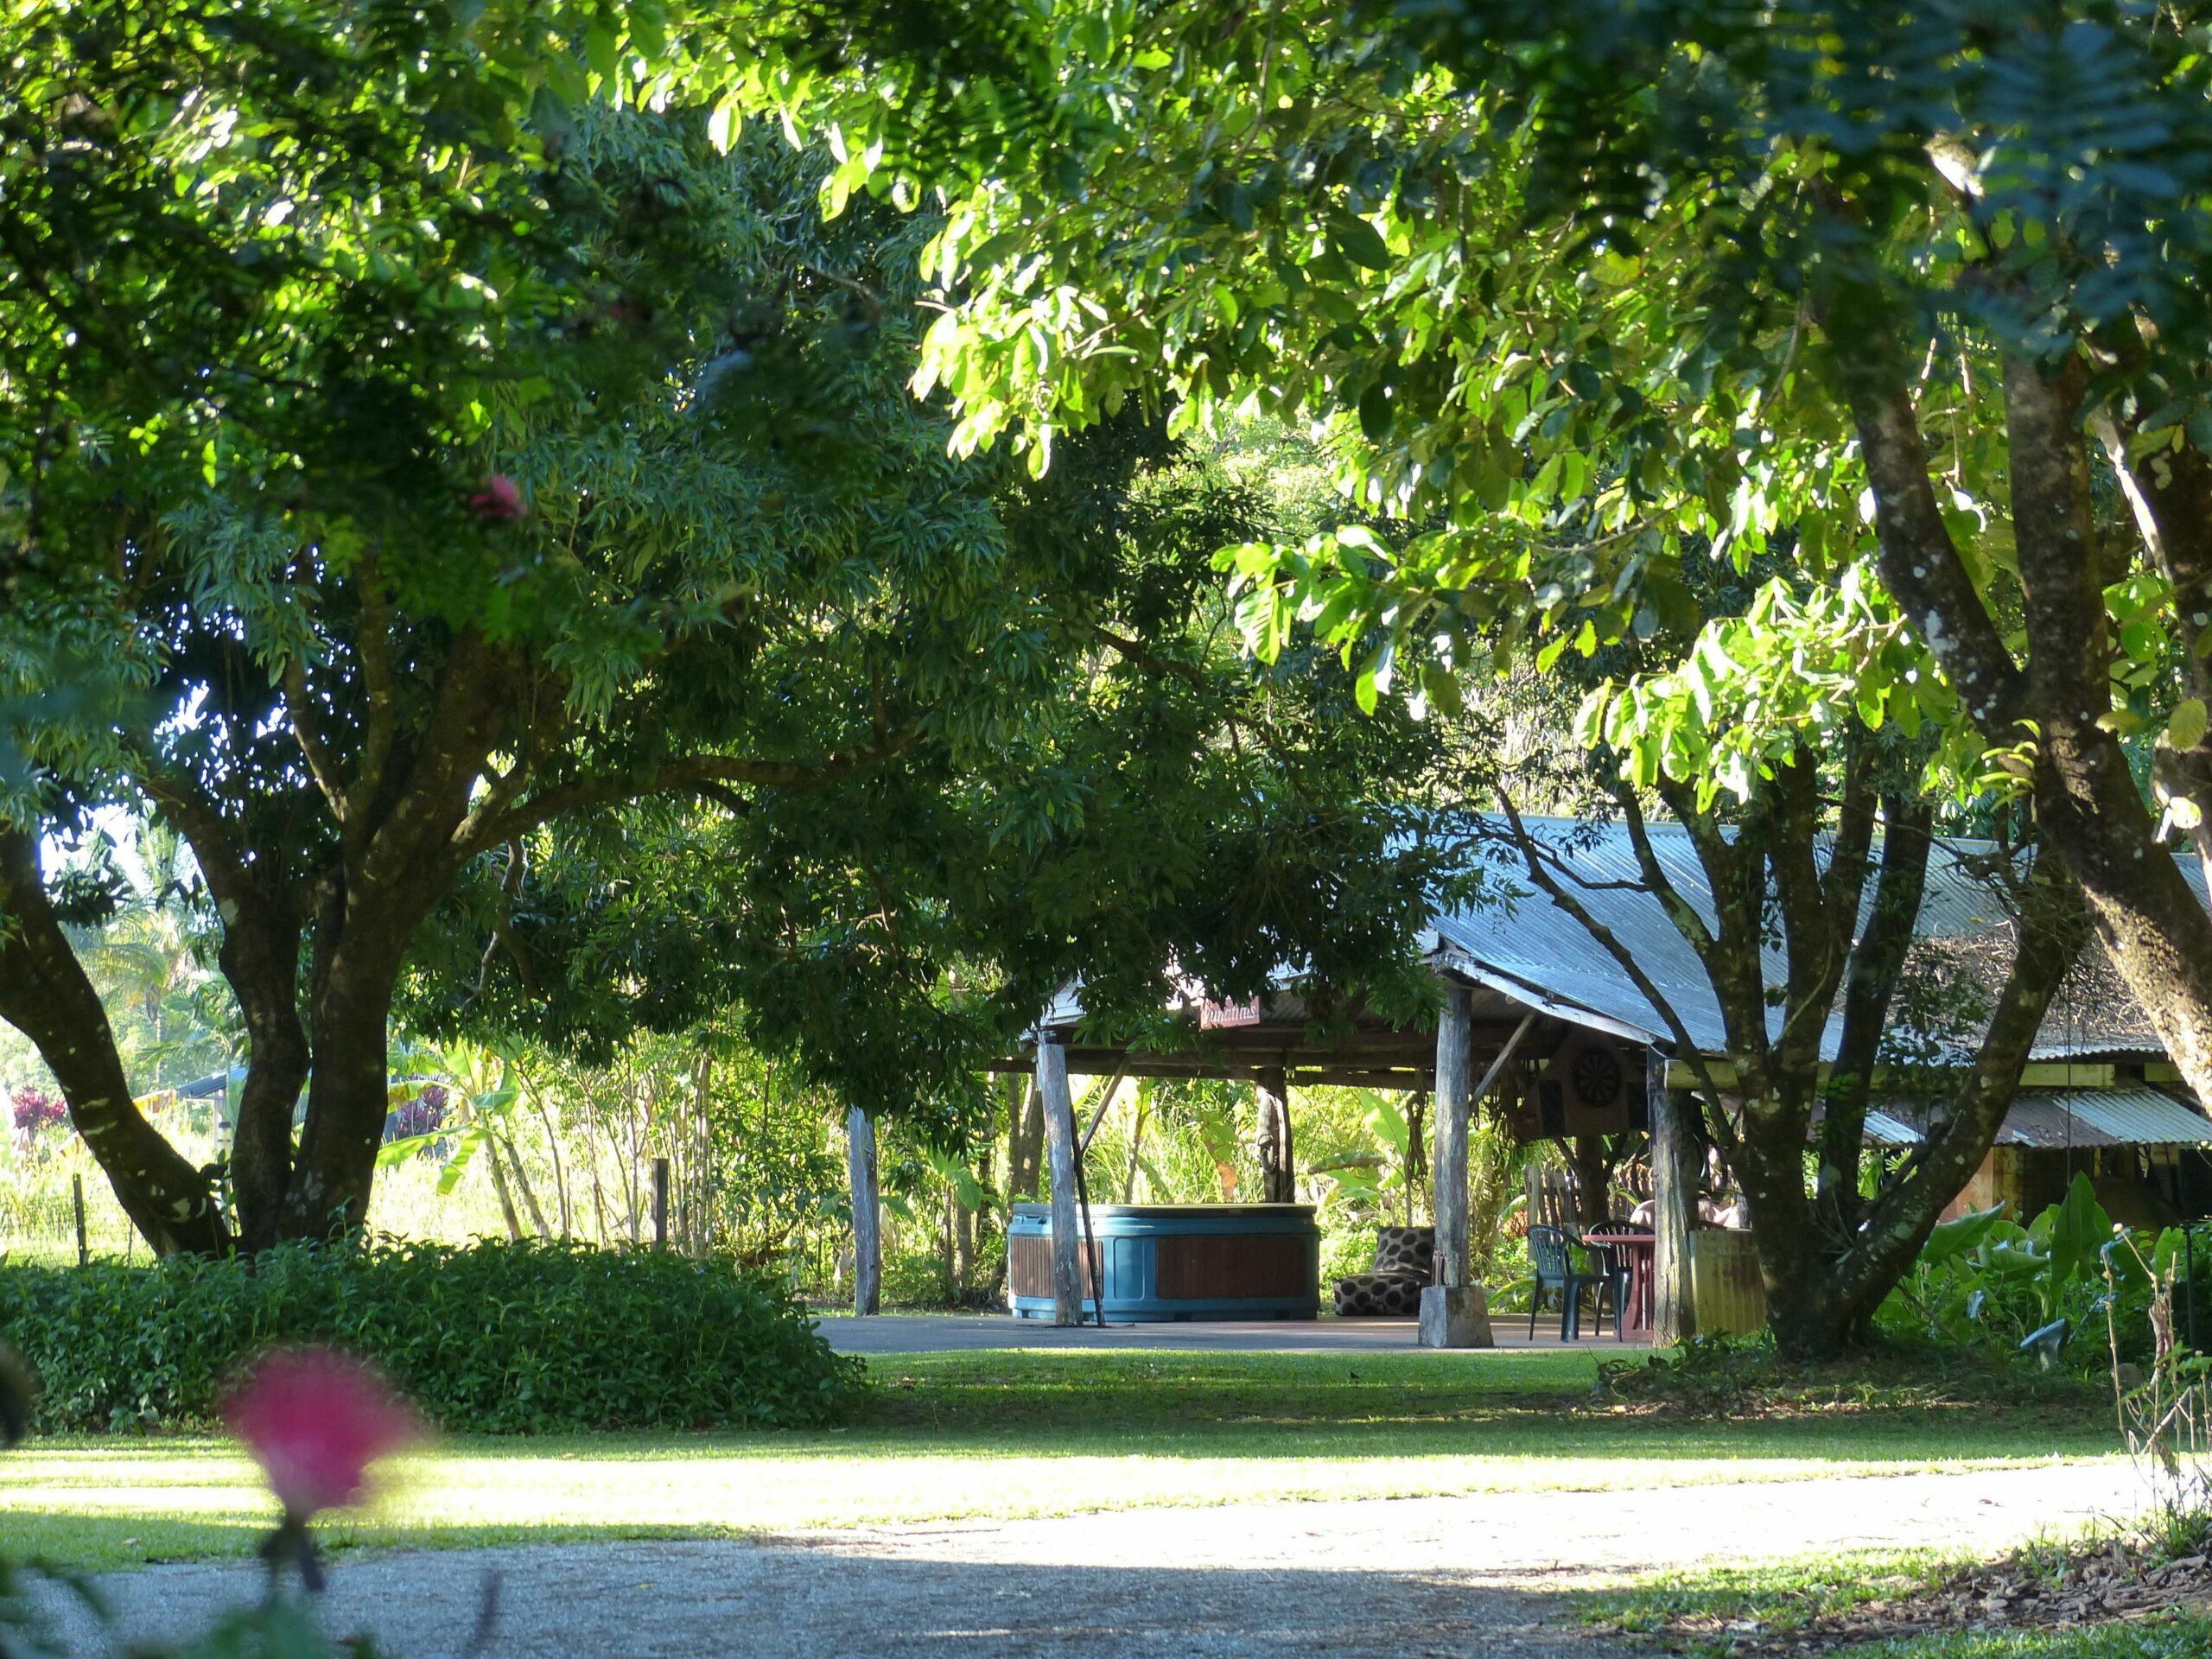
xmin=72 ymin=1173 xmax=88 ymax=1268
xmin=652 ymin=1158 xmax=670 ymax=1250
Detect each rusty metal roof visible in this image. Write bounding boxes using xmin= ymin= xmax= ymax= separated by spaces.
xmin=1863 ymin=1088 xmax=2212 ymax=1148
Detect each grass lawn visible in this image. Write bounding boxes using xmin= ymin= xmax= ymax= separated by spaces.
xmin=2 ymin=1349 xmax=2124 ymax=1572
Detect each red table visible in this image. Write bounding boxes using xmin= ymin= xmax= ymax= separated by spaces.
xmin=1581 ymin=1231 xmax=1656 ymax=1335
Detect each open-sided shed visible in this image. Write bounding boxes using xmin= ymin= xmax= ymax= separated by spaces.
xmin=1009 ymin=818 xmax=2212 ymax=1340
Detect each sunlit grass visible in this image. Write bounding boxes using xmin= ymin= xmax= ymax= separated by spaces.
xmin=1574 ymin=1548 xmax=1976 ymax=1638
xmin=2 ymin=1349 xmax=2126 ymax=1573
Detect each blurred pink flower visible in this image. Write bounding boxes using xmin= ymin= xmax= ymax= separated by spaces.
xmin=468 ymin=474 xmax=524 ymax=520
xmin=222 ymin=1349 xmax=416 ymax=1519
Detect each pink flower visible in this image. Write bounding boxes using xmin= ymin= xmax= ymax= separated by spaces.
xmin=222 ymin=1349 xmax=416 ymax=1520
xmin=468 ymin=474 xmax=525 ymax=520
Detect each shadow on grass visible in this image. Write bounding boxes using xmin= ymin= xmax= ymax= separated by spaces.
xmin=22 ymin=1529 xmax=2209 ymax=1659
xmin=846 ymin=1349 xmax=2120 ymax=1465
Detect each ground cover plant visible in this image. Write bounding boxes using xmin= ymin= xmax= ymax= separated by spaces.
xmin=1577 ymin=1541 xmax=2212 ymax=1657
xmin=0 ymin=1350 xmax=2124 ymax=1573
xmin=0 ymin=1239 xmax=853 ymax=1433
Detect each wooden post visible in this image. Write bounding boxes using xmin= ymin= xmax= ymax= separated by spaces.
xmin=846 ymin=1105 xmax=880 ymax=1316
xmin=1255 ymin=1066 xmax=1294 ymax=1203
xmin=1649 ymin=1052 xmax=1697 ymax=1345
xmin=72 ymin=1173 xmax=88 ymax=1268
xmin=1433 ymin=983 xmax=1473 ymax=1286
xmin=1036 ymin=1034 xmax=1083 ymax=1325
xmin=652 ymin=1157 xmax=670 ymax=1250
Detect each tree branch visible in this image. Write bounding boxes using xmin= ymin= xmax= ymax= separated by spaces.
xmin=345 ymin=546 xmax=398 ymax=831
xmin=1835 ymin=346 xmax=2029 ymax=733
xmin=281 ymin=657 xmax=348 ymax=821
xmin=1833 ymin=846 xmax=2082 ymax=1315
xmin=1496 ymin=792 xmax=1730 ymax=1108
xmin=455 ymin=728 xmax=924 ymax=858
xmin=1815 ymin=791 xmax=1934 ymax=1228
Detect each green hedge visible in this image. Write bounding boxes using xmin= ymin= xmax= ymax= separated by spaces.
xmin=0 ymin=1239 xmax=860 ymax=1433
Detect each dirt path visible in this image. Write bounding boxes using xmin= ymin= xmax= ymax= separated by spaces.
xmin=37 ymin=1460 xmax=2146 ymax=1658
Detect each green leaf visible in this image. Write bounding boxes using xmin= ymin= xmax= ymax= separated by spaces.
xmin=585 ymin=22 xmax=620 ymax=84
xmin=373 ymin=1133 xmax=443 ymax=1169
xmin=1353 ymin=639 xmax=1394 ymax=715
xmin=1325 ymin=209 xmax=1392 ymax=271
xmin=436 ymin=1123 xmax=490 ymax=1196
xmin=2170 ymin=697 xmax=2208 ymax=753
xmin=1358 ymin=381 xmax=1394 ymax=441
xmin=1922 ymin=1203 xmax=2006 ymax=1267
xmin=707 ymin=95 xmax=741 ymax=154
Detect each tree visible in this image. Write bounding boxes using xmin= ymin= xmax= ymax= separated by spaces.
xmin=766 ymin=0 xmax=2212 ymax=1128
xmin=0 ymin=1 xmax=1118 ymax=1254
xmin=400 ymin=417 xmax=1469 ymax=1308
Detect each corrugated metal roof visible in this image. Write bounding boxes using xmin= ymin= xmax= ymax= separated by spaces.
xmin=1425 ymin=817 xmax=2196 ymax=1065
xmin=1864 ymin=1088 xmax=2212 ymax=1147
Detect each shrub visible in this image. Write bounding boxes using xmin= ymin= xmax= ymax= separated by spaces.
xmin=1877 ymin=1173 xmax=2209 ymax=1374
xmin=0 ymin=1238 xmax=861 ymax=1433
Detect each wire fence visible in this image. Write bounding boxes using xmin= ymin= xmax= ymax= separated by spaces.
xmin=0 ymin=1163 xmax=144 ymax=1265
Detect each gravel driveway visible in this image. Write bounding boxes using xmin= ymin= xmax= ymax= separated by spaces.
xmin=36 ymin=1459 xmax=2147 ymax=1658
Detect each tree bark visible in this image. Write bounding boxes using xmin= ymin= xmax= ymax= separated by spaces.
xmin=1786 ymin=848 xmax=2084 ymax=1351
xmin=1815 ymin=792 xmax=1933 ymax=1237
xmin=217 ymin=887 xmax=310 ymax=1253
xmin=280 ymin=949 xmax=402 ymax=1239
xmin=0 ymin=826 xmax=227 ymax=1255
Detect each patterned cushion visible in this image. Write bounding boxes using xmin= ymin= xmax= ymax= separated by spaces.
xmin=1332 ymin=1271 xmax=1428 ymax=1318
xmin=1371 ymin=1225 xmax=1435 ymax=1279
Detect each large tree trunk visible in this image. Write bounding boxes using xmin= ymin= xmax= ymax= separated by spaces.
xmin=219 ymin=891 xmax=311 ymax=1253
xmin=278 ymin=930 xmax=404 ymax=1239
xmin=1504 ymin=766 xmax=2073 ymax=1362
xmin=0 ymin=826 xmax=228 ymax=1255
xmin=1753 ymin=851 xmax=2083 ymax=1360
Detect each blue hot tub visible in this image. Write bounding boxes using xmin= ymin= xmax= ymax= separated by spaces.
xmin=1007 ymin=1202 xmax=1319 ymax=1321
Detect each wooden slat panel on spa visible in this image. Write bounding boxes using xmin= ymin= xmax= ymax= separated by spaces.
xmin=1154 ymin=1233 xmax=1311 ymax=1300
xmin=1007 ymin=1232 xmax=1101 ymax=1299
